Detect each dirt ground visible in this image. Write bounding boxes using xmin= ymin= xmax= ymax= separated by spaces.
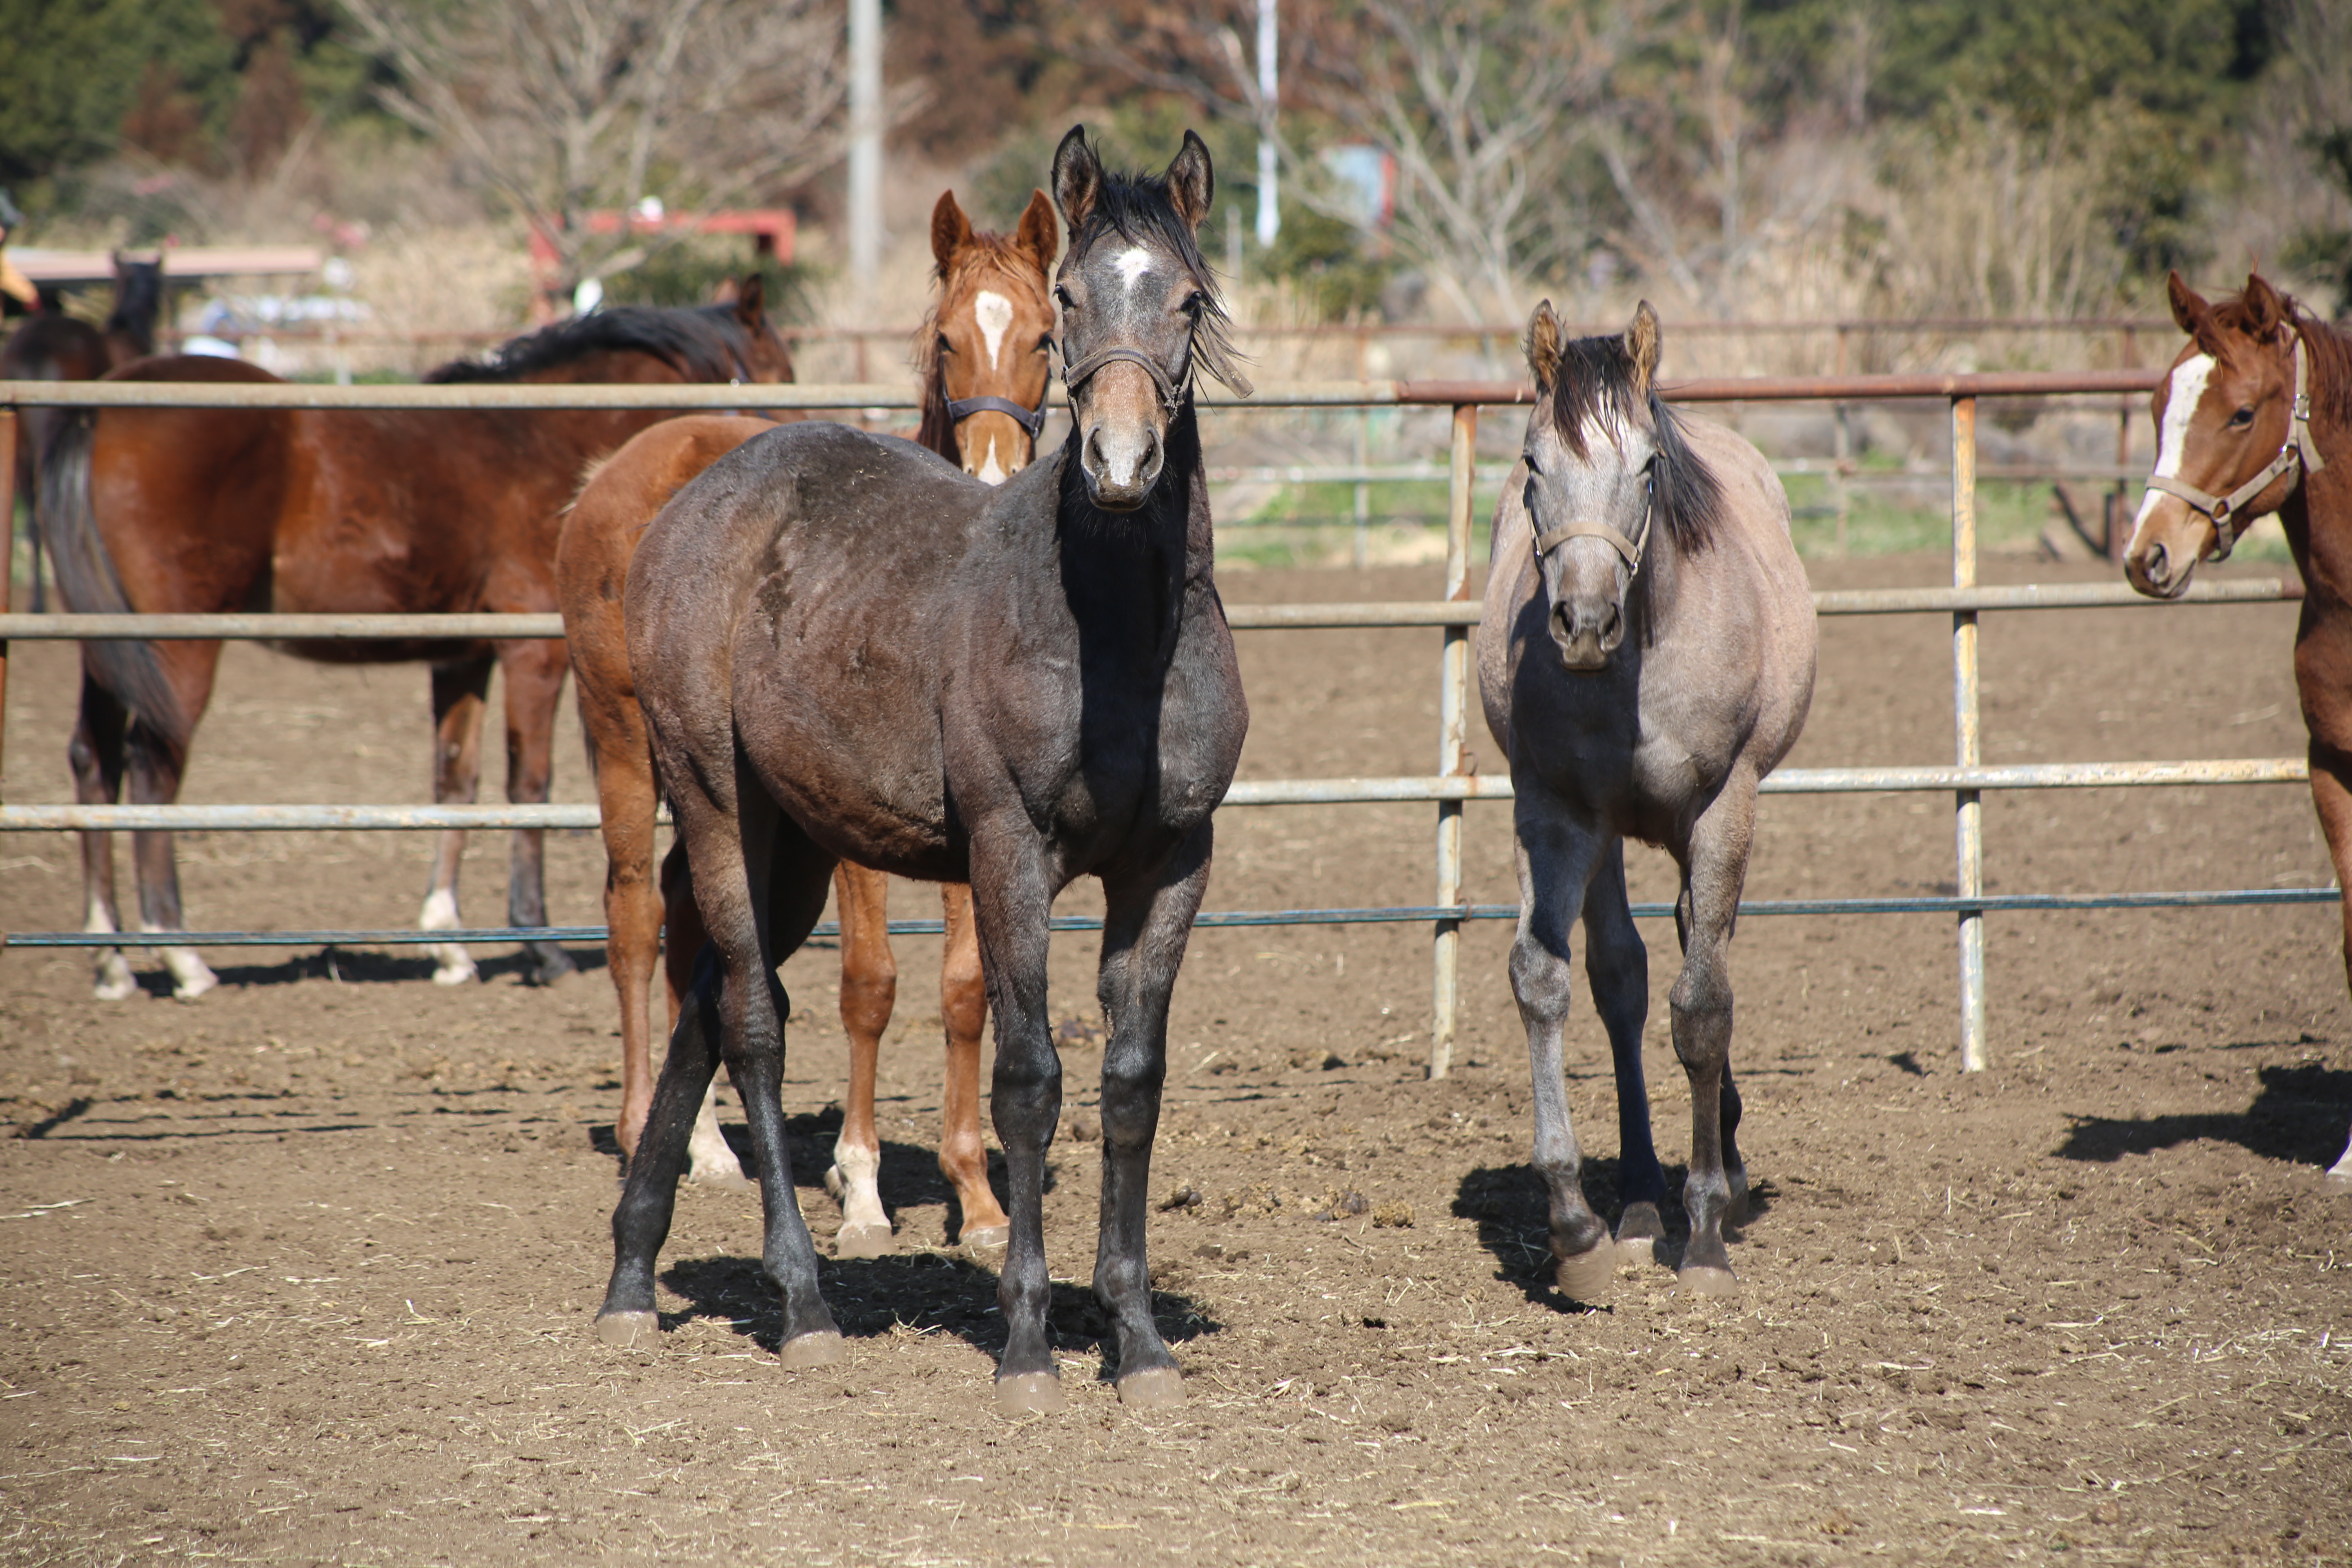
xmin=2 ymin=553 xmax=2348 ymax=1566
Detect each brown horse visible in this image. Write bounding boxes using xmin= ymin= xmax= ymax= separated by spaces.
xmin=40 ymin=284 xmax=791 ymax=1000
xmin=2122 ymin=270 xmax=2352 ymax=1189
xmin=557 ymin=192 xmax=1058 ymax=1247
xmin=2 ymin=252 xmax=165 ymax=608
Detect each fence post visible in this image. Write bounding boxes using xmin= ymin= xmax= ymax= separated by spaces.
xmin=0 ymin=407 xmax=13 ymax=797
xmin=1951 ymin=394 xmax=1988 ymax=1070
xmin=1431 ymin=401 xmax=1477 ymax=1079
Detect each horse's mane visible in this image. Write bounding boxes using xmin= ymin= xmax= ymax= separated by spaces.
xmin=914 ymin=230 xmax=1044 ymax=461
xmin=1066 ymin=166 xmax=1251 ymax=398
xmin=2204 ymin=285 xmax=2352 ymax=429
xmin=424 ymin=303 xmax=759 ymax=385
xmin=1541 ymin=329 xmax=1724 ymax=552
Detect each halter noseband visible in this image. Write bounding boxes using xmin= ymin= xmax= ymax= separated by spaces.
xmin=2144 ymin=333 xmax=2328 ymax=562
xmin=944 ymin=391 xmax=1048 ymax=437
xmin=1059 ymin=343 xmax=1187 ymax=414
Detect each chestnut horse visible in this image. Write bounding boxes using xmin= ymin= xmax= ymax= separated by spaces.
xmin=596 ymin=129 xmax=1250 ymax=1412
xmin=2123 ymin=271 xmax=2352 ymax=1189
xmin=39 ymin=284 xmax=791 ymax=1000
xmin=557 ymin=191 xmax=1057 ymax=1252
xmin=2 ymin=252 xmax=165 ymax=608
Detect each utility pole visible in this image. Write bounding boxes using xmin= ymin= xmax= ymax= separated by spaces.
xmin=848 ymin=0 xmax=883 ymax=317
xmin=1255 ymin=0 xmax=1278 ymax=249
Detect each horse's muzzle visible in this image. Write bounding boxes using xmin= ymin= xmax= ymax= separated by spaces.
xmin=1080 ymin=419 xmax=1163 ymax=512
xmin=2122 ymin=499 xmax=2206 ymax=601
xmin=1550 ymin=598 xmax=1623 ymax=671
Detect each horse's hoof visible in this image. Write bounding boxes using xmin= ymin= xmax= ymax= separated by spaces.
xmin=595 ymin=1310 xmax=659 ymax=1348
xmin=834 ymin=1221 xmax=893 ymax=1259
xmin=432 ymin=964 xmax=477 ymax=987
xmin=960 ymin=1224 xmax=1010 ymax=1263
xmin=995 ymin=1371 xmax=1065 ymax=1417
xmin=2321 ymin=1166 xmax=2352 ymax=1194
xmin=1675 ymin=1265 xmax=1739 ymax=1298
xmin=1554 ymin=1244 xmax=1616 ymax=1303
xmin=527 ymin=949 xmax=579 ymax=987
xmin=170 ymin=967 xmax=218 ymax=1002
xmin=684 ymin=1165 xmax=756 ymax=1193
xmin=1615 ymin=1202 xmax=1667 ymax=1267
xmin=93 ymin=973 xmax=138 ymax=1003
xmin=1116 ymin=1367 xmax=1183 ymax=1408
xmin=778 ymin=1330 xmax=847 ymax=1370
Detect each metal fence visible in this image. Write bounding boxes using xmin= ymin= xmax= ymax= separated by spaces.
xmin=0 ymin=368 xmax=2327 ymax=1078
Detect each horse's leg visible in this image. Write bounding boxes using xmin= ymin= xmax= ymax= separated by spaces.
xmin=420 ymin=656 xmax=493 ymax=985
xmin=661 ymin=840 xmax=750 ymax=1188
xmin=1583 ymin=838 xmax=1668 ymax=1264
xmin=69 ymin=673 xmax=134 ymax=1000
xmin=2302 ymin=742 xmax=2352 ymax=1190
xmin=827 ymin=862 xmax=897 ymax=1255
xmin=589 ymin=703 xmax=662 ymax=1164
xmin=601 ymin=782 xmax=838 ymax=1362
xmin=1668 ymin=780 xmax=1760 ymax=1296
xmin=939 ymin=882 xmax=1009 ymax=1256
xmin=126 ymin=641 xmax=223 ymax=1000
xmin=1508 ymin=797 xmax=1614 ymax=1301
xmin=968 ymin=826 xmax=1063 ymax=1412
xmin=498 ymin=636 xmax=576 ymax=986
xmin=1089 ymin=821 xmax=1215 ymax=1408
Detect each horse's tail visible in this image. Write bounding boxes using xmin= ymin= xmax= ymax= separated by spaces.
xmin=38 ymin=409 xmax=189 ymax=757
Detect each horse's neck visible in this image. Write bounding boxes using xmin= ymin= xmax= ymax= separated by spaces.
xmin=1053 ymin=407 xmax=1207 ymax=659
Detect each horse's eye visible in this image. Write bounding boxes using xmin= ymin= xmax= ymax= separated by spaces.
xmin=1178 ymin=292 xmax=1205 ymax=316
xmin=2230 ymin=406 xmax=2254 ymax=427
xmin=1522 ymin=455 xmax=1541 ymax=478
xmin=935 ymin=334 xmax=954 ymax=356
xmin=1054 ymin=286 xmax=1076 ymax=310
xmin=1035 ymin=333 xmax=1054 ymax=354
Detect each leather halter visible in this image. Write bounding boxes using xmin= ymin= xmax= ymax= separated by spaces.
xmin=944 ymin=391 xmax=1048 ymax=437
xmin=2145 ymin=334 xmax=2328 ymax=561
xmin=1532 ymin=489 xmax=1653 ymax=575
xmin=1060 ymin=342 xmax=1187 ymax=413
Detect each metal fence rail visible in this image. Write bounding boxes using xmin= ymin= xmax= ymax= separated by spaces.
xmin=5 ymin=363 xmax=2317 ymax=1078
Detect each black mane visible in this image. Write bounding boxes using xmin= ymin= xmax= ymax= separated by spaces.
xmin=1543 ymin=330 xmax=1724 ymax=552
xmin=1067 ymin=167 xmax=1250 ymax=397
xmin=105 ymin=258 xmax=164 ymax=352
xmin=424 ymin=303 xmax=759 ymax=385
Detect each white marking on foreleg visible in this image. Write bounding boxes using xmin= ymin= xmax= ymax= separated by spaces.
xmin=142 ymin=923 xmax=218 ymax=1001
xmin=2126 ymin=354 xmax=2214 ymax=557
xmin=85 ymin=902 xmax=135 ymax=1001
xmin=420 ymin=886 xmax=477 ymax=985
xmin=973 ymin=290 xmax=1013 ymax=370
xmin=684 ymin=1081 xmax=749 ymax=1187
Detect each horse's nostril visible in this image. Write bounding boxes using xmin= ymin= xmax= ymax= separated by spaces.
xmin=2146 ymin=543 xmax=2169 ymax=582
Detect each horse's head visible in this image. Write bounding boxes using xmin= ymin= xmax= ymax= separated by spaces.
xmin=1522 ymin=300 xmax=1669 ymax=671
xmin=728 ymin=274 xmax=797 ymax=384
xmin=2126 ymin=271 xmax=2316 ymax=599
xmin=1050 ymin=125 xmax=1248 ymax=511
xmin=927 ymin=188 xmax=1058 ymax=485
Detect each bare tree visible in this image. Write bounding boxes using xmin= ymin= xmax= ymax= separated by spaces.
xmin=340 ymin=0 xmax=855 ymax=311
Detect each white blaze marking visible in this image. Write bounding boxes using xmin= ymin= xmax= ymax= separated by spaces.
xmin=2127 ymin=353 xmax=2215 ymax=552
xmin=973 ymin=290 xmax=1013 ymax=370
xmin=976 ymin=435 xmax=1007 ymax=486
xmin=1115 ymin=248 xmax=1152 ymax=292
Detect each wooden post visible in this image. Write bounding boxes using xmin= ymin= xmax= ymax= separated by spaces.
xmin=0 ymin=407 xmax=15 ymax=798
xmin=1951 ymin=394 xmax=1987 ymax=1071
xmin=1431 ymin=401 xmax=1476 ymax=1079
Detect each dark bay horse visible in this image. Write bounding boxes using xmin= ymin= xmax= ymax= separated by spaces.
xmin=40 ymin=284 xmax=791 ymax=1000
xmin=2122 ymin=271 xmax=2352 ymax=1189
xmin=596 ymin=128 xmax=1251 ymax=1413
xmin=1478 ymin=302 xmax=1817 ymax=1297
xmin=2 ymin=252 xmax=165 ymax=608
xmin=556 ymin=189 xmax=1058 ymax=1249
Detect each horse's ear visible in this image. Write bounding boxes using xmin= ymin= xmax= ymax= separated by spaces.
xmin=2167 ymin=270 xmax=2210 ymax=336
xmin=1524 ymin=300 xmax=1564 ymax=391
xmin=1624 ymin=300 xmax=1662 ymax=396
xmin=2242 ymin=272 xmax=2289 ymax=339
xmin=1167 ymin=129 xmax=1214 ymax=232
xmin=931 ymin=190 xmax=973 ymax=274
xmin=1053 ymin=126 xmax=1102 ymax=233
xmin=1015 ymin=188 xmax=1059 ymax=267
xmin=734 ymin=273 xmax=767 ymax=330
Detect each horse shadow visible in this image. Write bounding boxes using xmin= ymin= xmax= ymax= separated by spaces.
xmin=1453 ymin=1159 xmax=1779 ymax=1309
xmin=657 ymin=1249 xmax=1221 ymax=1378
xmin=125 ymin=944 xmax=603 ymax=994
xmin=2054 ymin=1062 xmax=2352 ymax=1172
